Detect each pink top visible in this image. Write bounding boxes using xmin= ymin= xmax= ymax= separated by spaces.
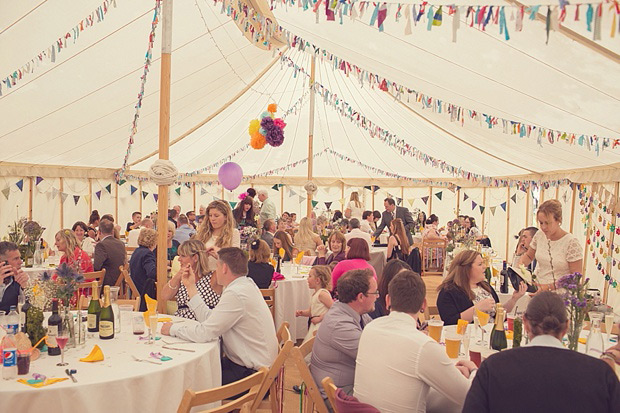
xmin=60 ymin=247 xmax=94 ymax=274
xmin=331 ymin=259 xmax=377 ymax=292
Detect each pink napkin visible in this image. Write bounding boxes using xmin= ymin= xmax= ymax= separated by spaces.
xmin=272 ymin=272 xmax=285 ymax=281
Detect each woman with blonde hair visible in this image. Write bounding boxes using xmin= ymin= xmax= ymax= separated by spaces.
xmin=387 ymin=218 xmax=411 ymax=261
xmin=437 ymin=250 xmax=525 ymax=325
xmin=296 ymin=265 xmax=333 ymax=342
xmin=520 ymin=199 xmax=582 ymax=291
xmin=161 ymin=239 xmax=221 ymax=320
xmin=55 ymin=229 xmax=94 ymax=273
xmin=273 ymin=230 xmax=298 ymax=261
xmin=247 ymin=239 xmax=274 ymax=288
xmin=345 ymin=191 xmax=363 ymax=220
xmin=294 ymin=217 xmax=322 ymax=256
xmin=195 ymin=200 xmax=240 ymax=271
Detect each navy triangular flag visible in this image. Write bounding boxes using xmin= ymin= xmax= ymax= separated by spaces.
xmin=396 ymin=197 xmax=402 ymax=205
xmin=142 ymin=191 xmax=148 ymax=199
xmin=105 ymin=184 xmax=112 ymax=194
xmin=472 ymin=200 xmax=477 ymax=210
xmin=95 ymin=190 xmax=102 ymax=200
xmin=153 ymin=194 xmax=158 ymax=202
xmin=421 ymin=196 xmax=429 ymax=205
xmin=463 ymin=193 xmax=469 ymax=201
xmin=364 ymin=186 xmax=372 ymax=191
xmin=479 ymin=205 xmax=485 ymax=214
xmin=73 ymin=195 xmax=80 ymax=205
xmin=16 ymin=179 xmax=23 ymax=191
xmin=435 ymin=191 xmax=442 ymax=200
xmin=325 ymin=202 xmax=333 ymax=210
xmin=272 ymin=184 xmax=279 ymax=191
xmin=500 ymin=202 xmax=507 ymax=212
xmin=130 ymin=185 xmax=138 ymax=195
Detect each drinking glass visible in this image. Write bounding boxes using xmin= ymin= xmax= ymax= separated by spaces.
xmin=119 ymin=305 xmax=134 ymax=333
xmin=444 ymin=326 xmax=462 ymax=359
xmin=132 ymin=314 xmax=145 ymax=335
xmin=461 ymin=325 xmax=471 ymax=357
xmin=427 ymin=320 xmax=444 ymax=343
xmin=604 ymin=314 xmax=614 ymax=343
xmin=17 ymin=292 xmax=26 ymax=329
xmin=56 ymin=335 xmax=69 ymax=366
xmin=586 ymin=313 xmax=604 ymax=357
xmin=148 ymin=313 xmax=158 ymax=344
xmin=476 ymin=309 xmax=490 ymax=346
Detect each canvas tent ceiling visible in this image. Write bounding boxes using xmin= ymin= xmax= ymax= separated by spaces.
xmin=0 ymin=0 xmax=618 ymax=184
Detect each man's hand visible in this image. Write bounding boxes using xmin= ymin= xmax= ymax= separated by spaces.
xmin=14 ymin=269 xmax=28 ymax=287
xmin=161 ymin=322 xmax=173 ymax=336
xmin=455 ymin=360 xmax=478 ymax=379
xmin=0 ymin=263 xmax=14 ymax=283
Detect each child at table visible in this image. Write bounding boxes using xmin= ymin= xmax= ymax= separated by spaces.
xmin=295 ymin=265 xmax=333 ymax=344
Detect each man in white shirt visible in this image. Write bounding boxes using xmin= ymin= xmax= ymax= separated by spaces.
xmin=161 ymin=247 xmax=278 ymax=385
xmin=257 ymin=189 xmax=277 ymax=222
xmin=354 ymin=270 xmax=477 ymax=412
xmin=127 ymin=218 xmax=154 ymax=248
xmin=360 ymin=211 xmax=373 ymax=234
xmin=345 ymin=218 xmax=372 ymax=248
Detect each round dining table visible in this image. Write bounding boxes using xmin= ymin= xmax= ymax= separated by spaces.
xmin=0 ymin=314 xmax=221 ymax=413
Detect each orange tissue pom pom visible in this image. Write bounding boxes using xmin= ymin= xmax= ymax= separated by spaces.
xmin=267 ymin=103 xmax=278 ymax=113
xmin=250 ymin=131 xmax=267 ymax=149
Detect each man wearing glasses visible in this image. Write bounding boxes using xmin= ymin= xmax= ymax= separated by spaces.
xmin=310 ymin=269 xmax=378 ymax=400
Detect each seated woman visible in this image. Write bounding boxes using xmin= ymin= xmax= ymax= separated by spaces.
xmin=273 ymin=230 xmax=298 ymax=262
xmin=154 ymin=221 xmax=180 ymax=263
xmin=294 ymin=217 xmax=322 ymax=256
xmin=387 ymin=218 xmax=411 ymax=261
xmin=87 ymin=210 xmax=100 ymax=240
xmin=72 ymin=221 xmax=96 ymax=257
xmin=55 ymin=229 xmax=94 ymax=273
xmin=315 ymin=230 xmax=346 ymax=265
xmin=331 ymin=238 xmax=377 ymax=295
xmin=511 ymin=226 xmax=538 ymax=268
xmin=161 ymin=239 xmax=221 ymax=320
xmin=247 ymin=239 xmax=274 ymax=289
xmin=129 ymin=228 xmax=157 ymax=309
xmin=422 ymin=214 xmax=446 ymax=240
xmin=437 ymin=250 xmax=526 ymax=325
xmin=463 ymin=292 xmax=620 ymax=412
xmin=233 ymin=195 xmax=256 ymax=228
xmin=368 ymin=259 xmax=412 ymax=319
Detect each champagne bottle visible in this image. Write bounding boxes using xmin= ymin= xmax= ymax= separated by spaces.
xmin=87 ymin=282 xmax=101 ymax=332
xmin=47 ymin=299 xmax=62 ymax=356
xmin=500 ymin=260 xmax=509 ymax=294
xmin=490 ymin=305 xmax=507 ymax=351
xmin=99 ymin=285 xmax=114 ymax=340
xmin=275 ymin=255 xmax=281 ymax=273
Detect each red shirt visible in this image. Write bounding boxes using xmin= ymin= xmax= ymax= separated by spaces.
xmin=60 ymin=247 xmax=94 ymax=274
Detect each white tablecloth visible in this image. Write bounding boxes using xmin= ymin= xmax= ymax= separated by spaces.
xmin=275 ymin=264 xmax=311 ymax=342
xmin=0 ymin=314 xmax=221 ymax=413
xmin=369 ymin=247 xmax=387 ymax=279
xmin=23 ymin=265 xmax=54 ymax=281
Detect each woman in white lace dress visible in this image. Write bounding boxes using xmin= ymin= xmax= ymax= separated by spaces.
xmin=520 ymin=199 xmax=583 ymax=291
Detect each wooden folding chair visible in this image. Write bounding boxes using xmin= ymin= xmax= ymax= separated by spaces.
xmin=289 ymin=336 xmax=329 ymax=413
xmin=83 ymin=269 xmax=106 ymax=285
xmin=260 ymin=288 xmax=275 ymax=320
xmin=177 ymin=367 xmax=268 ymax=413
xmin=115 ymin=264 xmax=140 ymax=300
xmin=249 ymin=322 xmax=293 ymax=413
xmin=321 ymin=377 xmax=339 ymax=413
xmin=421 ymin=239 xmax=447 ymax=276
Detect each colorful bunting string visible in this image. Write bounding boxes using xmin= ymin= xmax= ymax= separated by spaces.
xmin=1 ymin=0 xmax=119 ymax=97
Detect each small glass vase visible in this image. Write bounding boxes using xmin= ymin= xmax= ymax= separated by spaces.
xmin=566 ymin=318 xmax=583 ymax=352
xmin=62 ymin=306 xmax=76 ymax=349
xmin=33 ymin=241 xmax=43 ymax=267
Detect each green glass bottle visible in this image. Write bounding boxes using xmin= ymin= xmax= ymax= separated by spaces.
xmin=490 ymin=306 xmax=507 ymax=351
xmin=87 ymin=282 xmax=101 ymax=333
xmin=98 ymin=285 xmax=115 ymax=340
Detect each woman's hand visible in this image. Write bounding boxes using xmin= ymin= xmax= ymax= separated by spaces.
xmin=317 ymin=245 xmax=327 ymax=258
xmin=474 ymin=298 xmax=495 ymax=313
xmin=206 ymin=246 xmax=219 ymax=259
xmin=513 ymin=282 xmax=527 ymax=300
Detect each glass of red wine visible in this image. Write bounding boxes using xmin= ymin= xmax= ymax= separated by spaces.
xmin=56 ymin=335 xmax=69 ymax=366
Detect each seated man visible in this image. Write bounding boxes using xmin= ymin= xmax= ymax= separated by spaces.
xmin=173 ymin=214 xmax=195 ymax=244
xmin=126 ymin=211 xmax=142 ymax=232
xmin=94 ymin=219 xmax=127 ymax=286
xmin=127 ymin=218 xmax=154 ymax=248
xmin=161 ymin=247 xmax=278 ymax=385
xmin=344 ymin=218 xmax=372 ymax=248
xmin=0 ymin=242 xmax=29 ymax=313
xmin=354 ymin=270 xmax=477 ymax=412
xmin=310 ymin=269 xmax=377 ymax=396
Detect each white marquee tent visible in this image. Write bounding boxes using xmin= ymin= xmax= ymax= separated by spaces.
xmin=0 ymin=0 xmax=619 ymax=306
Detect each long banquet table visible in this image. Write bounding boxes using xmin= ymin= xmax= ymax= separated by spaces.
xmin=1 ymin=314 xmax=221 ymax=413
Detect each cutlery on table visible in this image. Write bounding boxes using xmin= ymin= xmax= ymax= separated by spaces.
xmin=131 ymin=355 xmax=162 ymax=365
xmin=65 ymin=369 xmax=78 ymax=383
xmin=162 ymin=345 xmax=196 ymax=352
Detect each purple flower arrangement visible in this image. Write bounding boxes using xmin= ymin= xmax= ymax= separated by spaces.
xmin=557 ymin=272 xmax=592 ymax=351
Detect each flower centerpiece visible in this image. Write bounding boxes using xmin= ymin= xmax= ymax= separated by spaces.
xmin=557 ymin=272 xmax=592 ymax=351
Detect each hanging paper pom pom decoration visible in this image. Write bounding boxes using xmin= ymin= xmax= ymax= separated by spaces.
xmin=248 ymin=103 xmax=286 ymax=150
xmin=250 ymin=131 xmax=267 ymax=149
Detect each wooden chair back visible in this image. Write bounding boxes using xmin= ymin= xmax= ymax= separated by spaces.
xmin=249 ymin=322 xmax=293 ymax=412
xmin=321 ymin=377 xmax=339 ymax=413
xmin=421 ymin=239 xmax=447 ymax=276
xmin=177 ymin=367 xmax=268 ymax=413
xmin=290 ymin=336 xmax=329 ymax=413
xmin=260 ymin=288 xmax=275 ymax=320
xmin=83 ymin=269 xmax=106 ymax=285
xmin=115 ymin=264 xmax=140 ymax=300
xmin=117 ymin=297 xmax=140 ymax=311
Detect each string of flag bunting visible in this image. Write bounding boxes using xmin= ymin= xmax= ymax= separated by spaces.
xmin=1 ymin=0 xmax=120 ymax=97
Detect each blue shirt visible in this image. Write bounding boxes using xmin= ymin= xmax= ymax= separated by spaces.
xmin=173 ymin=224 xmax=196 ymax=244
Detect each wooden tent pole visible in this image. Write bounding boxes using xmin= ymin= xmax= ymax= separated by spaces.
xmin=192 ymin=182 xmax=196 ymax=213
xmin=28 ymin=177 xmax=33 ymax=220
xmin=139 ymin=181 xmax=143 ymax=214
xmin=428 ymin=187 xmax=433 ymax=215
xmin=59 ymin=178 xmax=64 ymax=229
xmin=306 ymin=55 xmax=316 ymax=218
xmin=456 ymin=188 xmax=460 ymax=217
xmin=569 ymin=183 xmax=577 ymax=233
xmin=156 ymin=0 xmax=173 ymax=314
xmin=525 ymin=188 xmax=531 ymax=227
xmin=280 ymin=186 xmax=284 ymax=215
xmin=555 ymin=186 xmax=559 ymax=200
xmin=505 ymin=187 xmax=511 ymax=260
xmin=341 ymin=182 xmax=345 ymax=211
xmin=371 ymin=187 xmax=375 ymax=211
xmin=114 ymin=182 xmax=118 ymax=223
xmin=603 ymin=182 xmax=619 ymax=304
xmin=88 ymin=179 xmax=93 ymax=213
xmin=482 ymin=188 xmax=487 ymax=235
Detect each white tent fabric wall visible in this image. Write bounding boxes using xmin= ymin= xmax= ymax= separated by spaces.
xmin=63 ymin=178 xmax=90 ymax=230
xmin=32 ymin=179 xmax=61 ymax=245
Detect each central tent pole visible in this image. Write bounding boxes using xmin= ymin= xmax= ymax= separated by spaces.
xmin=306 ymin=55 xmax=316 ymax=218
xmin=157 ymin=0 xmax=173 ymax=314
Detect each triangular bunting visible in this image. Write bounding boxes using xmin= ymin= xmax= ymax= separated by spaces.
xmin=407 ymin=198 xmax=415 ymax=207
xmin=472 ymin=200 xmax=477 ymax=210
xmin=105 ymin=184 xmax=112 ymax=194
xmin=51 ymin=188 xmax=59 ymax=199
xmin=463 ymin=193 xmax=469 ymax=201
xmin=289 ymin=189 xmax=297 ymax=197
xmin=479 ymin=205 xmax=485 ymax=214
xmin=311 ymin=200 xmax=319 ymax=208
xmin=490 ymin=206 xmax=497 ymax=215
xmin=84 ymin=195 xmax=90 ymax=205
xmin=229 ymin=201 xmax=238 ymax=209
xmin=35 ymin=176 xmax=44 ymax=185
xmin=339 ymin=198 xmax=346 ymax=205
xmin=153 ymin=194 xmax=158 ymax=202
xmin=1 ymin=187 xmax=9 ymax=200
xmin=396 ymin=197 xmax=402 ymax=205
xmin=363 ymin=186 xmax=372 ymax=191
xmin=372 ymin=185 xmax=380 ymax=192
xmin=73 ymin=195 xmax=80 ymax=205
xmin=325 ymin=201 xmax=333 ymax=210
xmin=130 ymin=185 xmax=138 ymax=195
xmin=95 ymin=190 xmax=102 ymax=200
xmin=60 ymin=192 xmax=69 ymax=204
xmin=278 ymin=184 xmax=284 ymax=188
xmin=272 ymin=184 xmax=280 ymax=191
xmin=175 ymin=187 xmax=181 ymax=196
xmin=142 ymin=191 xmax=148 ymax=199
xmin=200 ymin=187 xmax=207 ymax=196
xmin=118 ymin=179 xmax=127 ymax=186
xmin=435 ymin=191 xmax=442 ymax=200
xmin=298 ymin=195 xmax=306 ymax=203
xmin=511 ymin=194 xmax=517 ymax=203
xmin=16 ymin=179 xmax=24 ymax=191
xmin=500 ymin=202 xmax=507 ymax=212
xmin=421 ymin=196 xmax=429 ymax=205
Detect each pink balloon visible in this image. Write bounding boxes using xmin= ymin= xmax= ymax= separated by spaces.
xmin=218 ymin=162 xmax=243 ymax=191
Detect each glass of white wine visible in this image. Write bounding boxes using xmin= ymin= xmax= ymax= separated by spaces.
xmin=604 ymin=313 xmax=615 ymax=344
xmin=149 ymin=313 xmax=158 ymax=344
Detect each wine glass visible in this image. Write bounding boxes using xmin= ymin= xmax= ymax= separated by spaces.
xmin=17 ymin=292 xmax=26 ymax=329
xmin=476 ymin=309 xmax=490 ymax=346
xmin=604 ymin=313 xmax=614 ymax=344
xmin=148 ymin=313 xmax=158 ymax=344
xmin=56 ymin=335 xmax=69 ymax=366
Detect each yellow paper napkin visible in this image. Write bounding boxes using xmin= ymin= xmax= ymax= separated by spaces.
xmin=158 ymin=317 xmax=172 ymax=323
xmin=80 ymin=345 xmax=104 ymax=362
xmin=505 ymin=330 xmax=514 ymax=340
xmin=294 ymin=251 xmax=305 ymax=264
xmin=18 ymin=378 xmax=68 ymax=388
xmin=278 ymin=248 xmax=285 ymax=258
xmin=457 ymin=319 xmax=469 ymax=335
xmin=144 ymin=293 xmax=157 ymax=313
